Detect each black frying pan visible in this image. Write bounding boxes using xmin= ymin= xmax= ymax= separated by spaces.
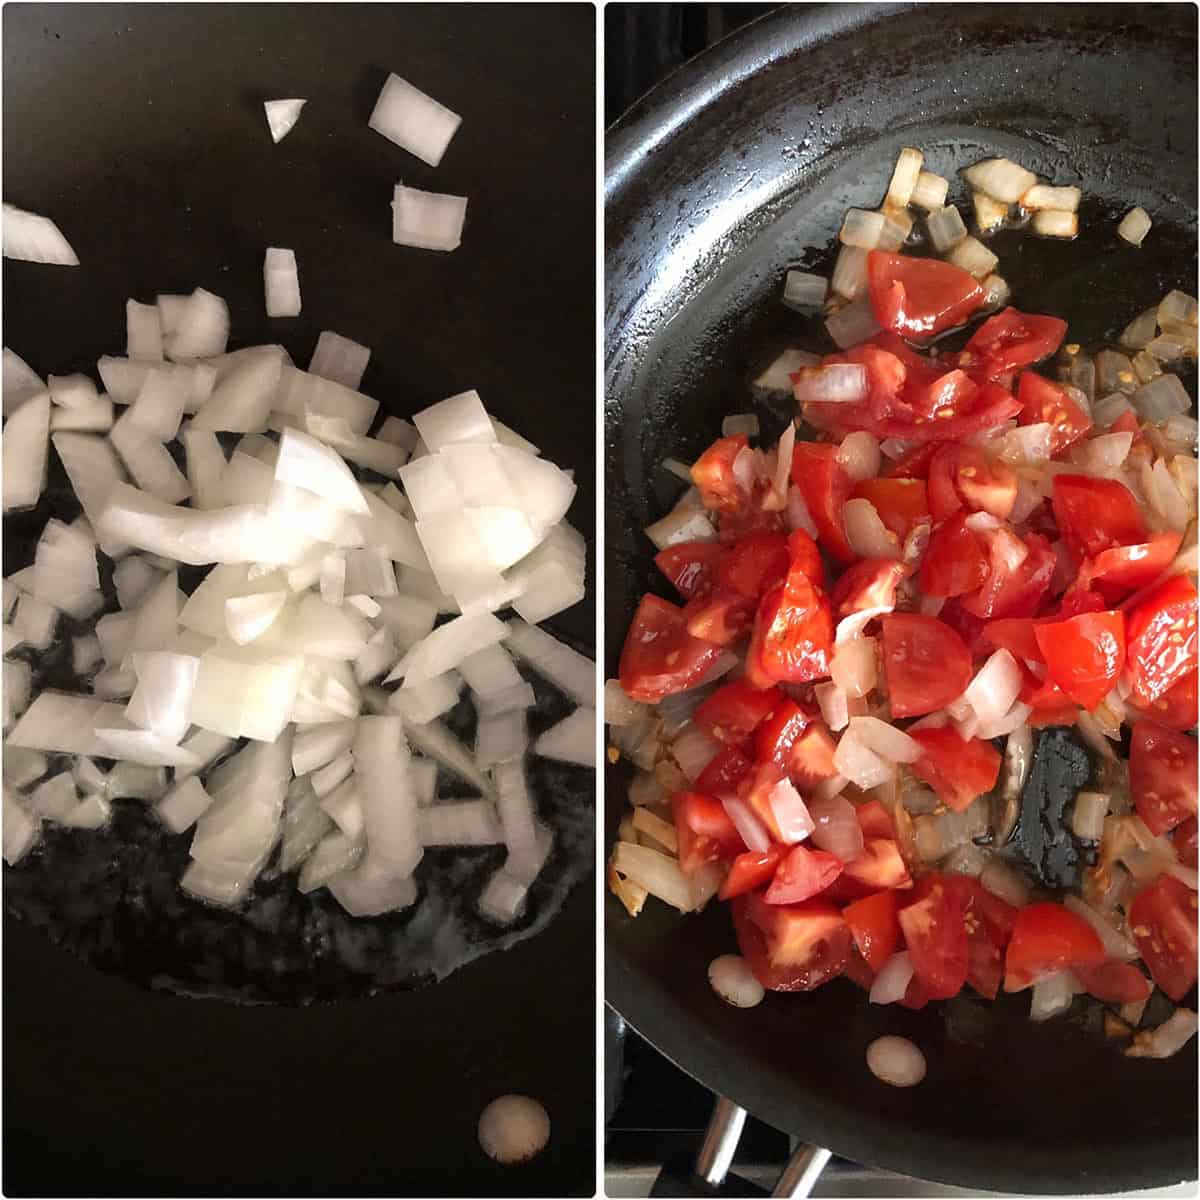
xmin=605 ymin=4 xmax=1197 ymax=1194
xmin=3 ymin=5 xmax=594 ymax=1195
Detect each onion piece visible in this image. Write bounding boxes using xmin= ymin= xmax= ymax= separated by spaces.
xmin=947 ymin=235 xmax=999 ymax=279
xmin=2 ymin=392 xmax=49 ymax=512
xmin=504 ymin=620 xmax=593 ymax=708
xmin=264 ymin=98 xmax=305 ymax=143
xmin=807 ymin=793 xmax=863 ymax=862
xmin=1126 ymin=1009 xmax=1198 ymax=1059
xmin=721 ymin=795 xmax=771 ymax=853
xmin=885 ymin=147 xmax=923 ymax=208
xmin=610 ymin=840 xmax=694 ymax=910
xmin=926 ymin=205 xmax=968 ymax=253
xmin=1118 ymin=207 xmax=1152 ymax=247
xmin=166 ymin=288 xmax=229 ymax=361
xmin=850 ymin=715 xmax=920 ymax=764
xmin=844 ymin=497 xmax=900 ymax=559
xmin=392 ymin=184 xmax=468 ymax=253
xmin=3 ymin=348 xmax=45 ymax=415
xmin=1071 ymin=791 xmax=1109 ymax=841
xmin=825 ymin=299 xmax=881 ymax=350
xmin=263 ymin=248 xmax=301 ymax=318
xmin=837 ymin=431 xmax=881 ymax=483
xmin=830 ymin=636 xmax=877 ymax=698
xmin=980 ymin=857 xmax=1030 ymax=908
xmin=793 ymin=363 xmax=868 ymax=405
xmin=753 ymin=349 xmax=819 ymax=394
xmin=869 ymin=951 xmax=915 ymax=1005
xmin=962 ymin=158 xmax=1036 ymax=204
xmin=1030 ymin=971 xmax=1076 ymax=1021
xmin=477 ymin=1094 xmax=550 ymax=1165
xmin=1031 ymin=210 xmax=1077 ymax=240
xmin=156 ymin=776 xmax=215 ymax=834
xmin=1062 ymin=894 xmax=1137 ymax=961
xmin=963 ymin=649 xmax=1022 ymax=726
xmin=830 ymin=245 xmax=869 ymax=301
xmin=781 ymin=271 xmax=826 ymax=313
xmin=815 ymin=682 xmax=850 ymax=732
xmin=708 ymin=954 xmax=765 ymax=1008
xmin=833 ymin=723 xmax=893 ymax=789
xmin=534 ymin=706 xmax=595 ymax=767
xmin=369 ymin=73 xmax=461 ymax=167
xmin=866 ymin=1036 xmax=926 ymax=1087
xmin=911 ymin=171 xmax=948 ymax=211
xmin=2 ymin=202 xmax=78 ymax=265
xmin=644 ymin=502 xmax=716 ymax=550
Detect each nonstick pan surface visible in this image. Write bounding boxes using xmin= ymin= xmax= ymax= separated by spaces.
xmin=605 ymin=4 xmax=1197 ymax=1194
xmin=3 ymin=5 xmax=595 ymax=1195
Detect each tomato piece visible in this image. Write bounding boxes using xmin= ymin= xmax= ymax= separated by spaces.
xmin=619 ymin=594 xmax=725 ymax=702
xmin=1129 ymin=719 xmax=1198 ymax=836
xmin=898 ymin=874 xmax=969 ymax=999
xmin=765 ymin=843 xmax=844 ymax=905
xmin=1173 ymin=816 xmax=1199 ymax=869
xmin=901 ymin=368 xmax=979 ymax=423
xmin=963 ymin=307 xmax=1067 ymax=377
xmin=691 ymin=435 xmax=750 ymax=513
xmin=1033 ymin=610 xmax=1126 ymax=712
xmin=960 ymin=529 xmax=1056 ymax=620
xmin=790 ymin=442 xmax=853 ymax=563
xmin=928 ymin=443 xmax=1017 ymax=523
xmin=753 ymin=698 xmax=809 ymax=769
xmin=1127 ymin=668 xmax=1198 ymax=732
xmin=1051 ymin=474 xmax=1147 ymax=561
xmin=788 ymin=722 xmax=840 ymax=792
xmin=1072 ymin=960 xmax=1153 ymax=1006
xmin=843 ymin=890 xmax=900 ymax=971
xmin=1017 ymin=372 xmax=1092 ymax=456
xmin=943 ymin=875 xmax=1019 ymax=1001
xmin=1081 ymin=532 xmax=1182 ymax=604
xmin=844 ymin=946 xmax=876 ymax=992
xmin=694 ymin=680 xmax=781 ymax=746
xmin=718 ymin=845 xmax=787 ymax=901
xmin=740 ymin=762 xmax=812 ymax=844
xmin=1057 ymin=585 xmax=1108 ymax=619
xmin=898 ymin=973 xmax=934 ymax=1010
xmin=749 ymin=577 xmax=833 ymax=685
xmin=866 ymin=251 xmax=985 ymax=340
xmin=842 ymin=837 xmax=910 ymax=890
xmin=804 ymin=345 xmax=907 ymax=434
xmin=695 ymin=744 xmax=753 ymax=794
xmin=883 ymin=440 xmax=942 ymax=480
xmin=733 ymin=892 xmax=851 ymax=991
xmin=786 ymin=529 xmax=826 ymax=589
xmin=854 ymin=798 xmax=895 ymax=840
xmin=982 ymin=617 xmax=1047 ymax=664
xmin=672 ymin=791 xmax=745 ymax=875
xmin=654 ymin=542 xmax=726 ymax=600
xmin=850 ymin=478 xmax=930 ymax=539
xmin=919 ymin=512 xmax=989 ymax=598
xmin=880 ymin=612 xmax=973 ymax=718
xmin=1003 ymin=902 xmax=1106 ymax=991
xmin=1125 ymin=574 xmax=1199 ymax=705
xmin=908 ymin=726 xmax=1002 ymax=812
xmin=872 ymin=382 xmax=1022 ymax=444
xmin=1127 ymin=874 xmax=1198 ymax=1002
xmin=830 ymin=558 xmax=907 ymax=622
xmin=937 ymin=597 xmax=990 ymax=659
xmin=682 ymin=587 xmax=755 ymax=646
xmin=716 ymin=532 xmax=792 ymax=599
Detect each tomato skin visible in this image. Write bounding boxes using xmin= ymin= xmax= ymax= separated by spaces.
xmin=765 ymin=844 xmax=845 ymax=905
xmin=908 ymin=726 xmax=1002 ymax=813
xmin=1051 ymin=474 xmax=1147 ymax=562
xmin=654 ymin=542 xmax=726 ymax=600
xmin=1072 ymin=960 xmax=1152 ymax=1006
xmin=1127 ymin=874 xmax=1198 ymax=1002
xmin=902 ymin=368 xmax=979 ymax=423
xmin=842 ymin=837 xmax=911 ymax=890
xmin=695 ymin=744 xmax=753 ymax=794
xmin=843 ymin=890 xmax=900 ymax=971
xmin=963 ymin=307 xmax=1068 ymax=377
xmin=733 ymin=892 xmax=852 ymax=991
xmin=672 ymin=791 xmax=746 ymax=875
xmin=1173 ymin=816 xmax=1199 ymax=869
xmin=694 ymin=680 xmax=781 ymax=746
xmin=1128 ymin=668 xmax=1198 ymax=732
xmin=898 ymin=873 xmax=969 ymax=999
xmin=1003 ymin=902 xmax=1106 ymax=992
xmin=873 ymin=382 xmax=1022 ymax=444
xmin=716 ymin=532 xmax=792 ymax=599
xmin=1125 ymin=574 xmax=1199 ymax=706
xmin=943 ymin=875 xmax=1019 ymax=1001
xmin=850 ymin=478 xmax=930 ymax=539
xmin=1129 ymin=719 xmax=1198 ymax=836
xmin=790 ymin=442 xmax=854 ymax=563
xmin=880 ymin=612 xmax=973 ymax=718
xmin=919 ymin=512 xmax=989 ymax=598
xmin=691 ymin=435 xmax=750 ymax=513
xmin=830 ymin=558 xmax=908 ymax=621
xmin=683 ymin=587 xmax=755 ymax=646
xmin=928 ymin=443 xmax=1017 ymax=523
xmin=960 ymin=529 xmax=1056 ymax=621
xmin=719 ymin=845 xmax=786 ymax=901
xmin=866 ymin=251 xmax=985 ymax=339
xmin=854 ymin=798 xmax=895 ymax=840
xmin=619 ymin=594 xmax=725 ymax=702
xmin=1018 ymin=372 xmax=1092 ymax=456
xmin=982 ymin=616 xmax=1046 ymax=664
xmin=750 ymin=574 xmax=834 ymax=686
xmin=753 ymin=698 xmax=809 ymax=769
xmin=788 ymin=722 xmax=840 ymax=791
xmin=1033 ymin=610 xmax=1126 ymax=712
xmin=1080 ymin=532 xmax=1182 ymax=604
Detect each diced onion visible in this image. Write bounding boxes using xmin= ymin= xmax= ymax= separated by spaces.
xmin=825 ymin=299 xmax=881 ymax=349
xmin=831 ymin=636 xmax=877 ymax=698
xmin=844 ymin=498 xmax=900 ymax=559
xmin=926 ymin=205 xmax=968 ymax=253
xmin=721 ymin=796 xmax=771 ymax=853
xmin=708 ymin=955 xmax=765 ymax=1008
xmin=807 ymin=793 xmax=864 ymax=862
xmin=910 ymin=171 xmax=948 ymax=211
xmin=869 ymin=951 xmax=914 ymax=1005
xmin=866 ymin=1036 xmax=926 ymax=1087
xmin=392 ymin=185 xmax=467 ymax=253
xmin=850 ymin=715 xmax=920 ymax=764
xmin=1117 ymin=207 xmax=1152 ymax=247
xmin=1030 ymin=971 xmax=1075 ymax=1021
xmin=264 ymin=98 xmax=305 ymax=143
xmin=263 ymin=247 xmax=301 ymax=318
xmin=947 ymin=235 xmax=999 ymax=279
xmin=1031 ymin=210 xmax=1077 ymax=240
xmin=369 ymin=73 xmax=461 ymax=168
xmin=963 ymin=158 xmax=1037 ymax=204
xmin=477 ymin=1095 xmax=550 ymax=1165
xmin=833 ymin=723 xmax=894 ymax=789
xmin=782 ymin=271 xmax=827 ymax=313
xmin=2 ymin=202 xmax=79 ymax=266
xmin=1072 ymin=791 xmax=1109 ymax=841
xmin=793 ymin=364 xmax=868 ymax=405
xmin=963 ymin=649 xmax=1022 ymax=726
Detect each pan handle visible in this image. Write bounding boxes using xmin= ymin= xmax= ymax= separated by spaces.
xmin=771 ymin=1144 xmax=832 ymax=1198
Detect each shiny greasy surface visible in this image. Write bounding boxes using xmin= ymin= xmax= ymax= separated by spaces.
xmin=605 ymin=4 xmax=1196 ymax=1193
xmin=4 ymin=5 xmax=595 ymax=1195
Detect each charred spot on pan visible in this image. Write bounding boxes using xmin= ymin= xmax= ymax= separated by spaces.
xmin=1013 ymin=727 xmax=1093 ymax=889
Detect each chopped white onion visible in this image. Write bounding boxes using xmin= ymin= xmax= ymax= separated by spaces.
xmin=844 ymin=498 xmax=900 ymax=559
xmin=815 ymin=682 xmax=850 ymax=732
xmin=947 ymin=235 xmax=999 ymax=279
xmin=911 ymin=171 xmax=949 ymax=211
xmin=263 ymin=247 xmax=301 ymax=318
xmin=2 ymin=202 xmax=79 ymax=265
xmin=753 ymin=349 xmax=820 ymax=393
xmin=264 ymin=98 xmax=305 ymax=143
xmin=807 ymin=793 xmax=864 ymax=862
xmin=1030 ymin=971 xmax=1076 ymax=1020
xmin=825 ymin=299 xmax=881 ymax=350
xmin=1031 ymin=210 xmax=1077 ymax=240
xmin=962 ymin=158 xmax=1036 ymax=204
xmin=369 ymin=73 xmax=461 ymax=167
xmin=834 ymin=724 xmax=894 ymax=789
xmin=1118 ymin=207 xmax=1152 ymax=247
xmin=869 ymin=951 xmax=915 ymax=1005
xmin=2 ymin=392 xmax=49 ymax=512
xmin=708 ymin=955 xmax=765 ymax=1008
xmin=534 ymin=707 xmax=595 ymax=767
xmin=866 ymin=1036 xmax=926 ymax=1087
xmin=850 ymin=715 xmax=920 ymax=764
xmin=392 ymin=184 xmax=468 ymax=253
xmin=793 ymin=363 xmax=868 ymax=405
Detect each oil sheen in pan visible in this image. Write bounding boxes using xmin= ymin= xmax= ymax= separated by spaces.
xmin=4 ymin=600 xmax=594 ymax=1004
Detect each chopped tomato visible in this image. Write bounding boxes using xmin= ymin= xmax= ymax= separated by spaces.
xmin=963 ymin=308 xmax=1067 ymax=378
xmin=842 ymin=837 xmax=910 ymax=890
xmin=1125 ymin=574 xmax=1199 ymax=706
xmin=1173 ymin=817 xmax=1198 ymax=869
xmin=928 ymin=443 xmax=1017 ymax=523
xmin=695 ymin=744 xmax=753 ymax=794
xmin=898 ymin=874 xmax=969 ymax=999
xmin=619 ymin=594 xmax=725 ymax=702
xmin=919 ymin=512 xmax=989 ymax=598
xmin=1127 ymin=874 xmax=1198 ymax=1002
xmin=765 ymin=843 xmax=844 ymax=905
xmin=683 ymin=587 xmax=754 ymax=645
xmin=1003 ymin=902 xmax=1106 ymax=992
xmin=733 ymin=892 xmax=852 ymax=991
xmin=691 ymin=435 xmax=750 ymax=513
xmin=851 ymin=478 xmax=930 ymax=538
xmin=1128 ymin=669 xmax=1198 ymax=731
xmin=844 ymin=946 xmax=876 ymax=992
xmin=788 ymin=722 xmax=840 ymax=791
xmin=1018 ymin=372 xmax=1092 ymax=456
xmin=1129 ymin=719 xmax=1198 ymax=836
xmin=786 ymin=529 xmax=826 ymax=589
xmin=672 ymin=791 xmax=745 ymax=875
xmin=872 ymin=382 xmax=1022 ymax=444
xmin=716 ymin=532 xmax=792 ymax=599
xmin=908 ymin=726 xmax=1002 ymax=812
xmin=1033 ymin=610 xmax=1125 ymax=712
xmin=694 ymin=680 xmax=781 ymax=746
xmin=805 ymin=345 xmax=907 ymax=434
xmin=790 ymin=442 xmax=854 ymax=562
xmin=959 ymin=528 xmax=1056 ymax=620
xmin=883 ymin=440 xmax=941 ymax=480
xmin=937 ymin=597 xmax=990 ymax=659
xmin=748 ymin=571 xmax=833 ymax=685
xmin=739 ymin=761 xmax=789 ymax=842
xmin=1081 ymin=532 xmax=1182 ymax=604
xmin=1051 ymin=474 xmax=1148 ymax=565
xmin=654 ymin=541 xmax=726 ymax=600
xmin=944 ymin=875 xmax=1019 ymax=1001
xmin=843 ymin=890 xmax=900 ymax=971
xmin=753 ymin=698 xmax=809 ymax=769
xmin=1057 ymin=585 xmax=1109 ymax=619
xmin=718 ymin=845 xmax=786 ymax=901
xmin=1072 ymin=960 xmax=1153 ymax=1006
xmin=982 ymin=616 xmax=1047 ymax=664
xmin=866 ymin=251 xmax=985 ymax=340
xmin=901 ymin=368 xmax=979 ymax=423
xmin=880 ymin=612 xmax=973 ymax=718
xmin=854 ymin=798 xmax=895 ymax=840
xmin=829 ymin=557 xmax=908 ymax=623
